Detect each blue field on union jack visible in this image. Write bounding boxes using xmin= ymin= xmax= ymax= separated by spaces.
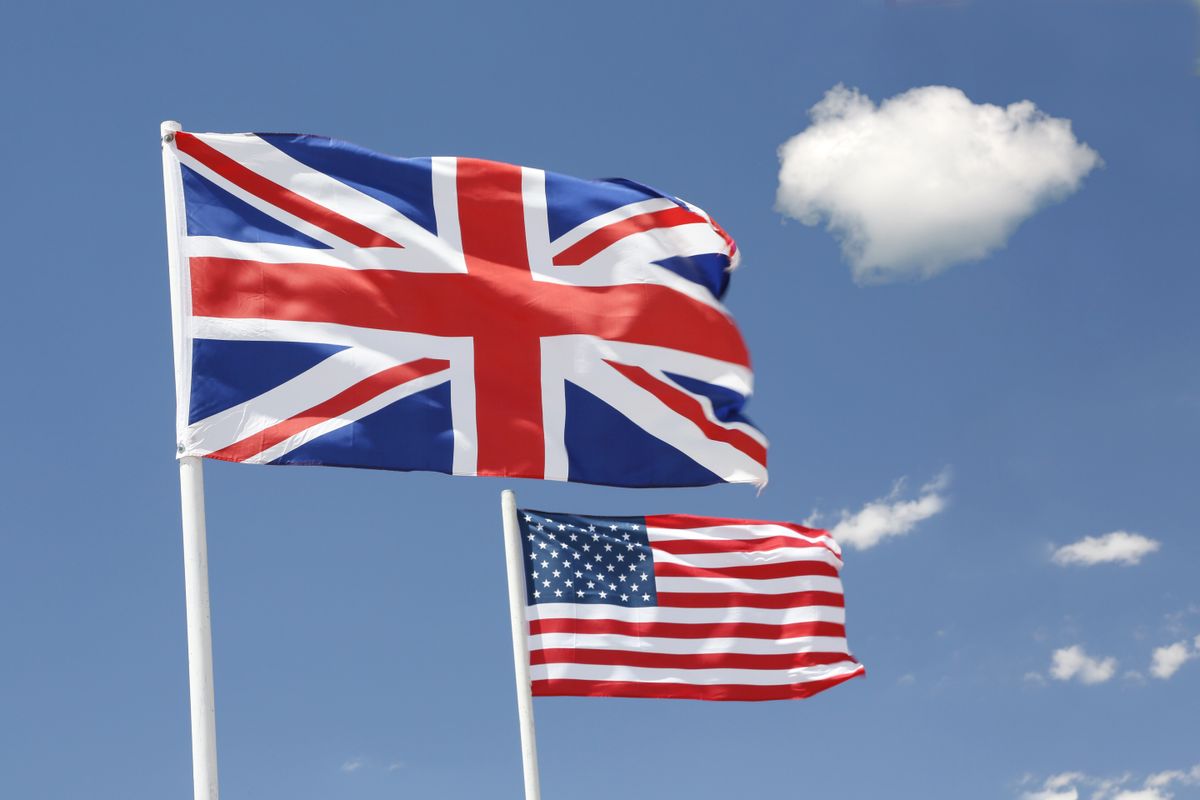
xmin=164 ymin=131 xmax=767 ymax=487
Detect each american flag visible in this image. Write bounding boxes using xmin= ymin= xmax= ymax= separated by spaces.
xmin=163 ymin=131 xmax=767 ymax=487
xmin=517 ymin=509 xmax=864 ymax=701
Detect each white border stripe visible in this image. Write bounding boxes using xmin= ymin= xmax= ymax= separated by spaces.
xmin=530 ymin=660 xmax=864 ymax=686
xmin=526 ymin=604 xmax=845 ymax=626
xmin=530 ymin=634 xmax=850 ymax=655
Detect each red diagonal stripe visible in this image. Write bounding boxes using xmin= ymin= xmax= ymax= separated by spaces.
xmin=529 ymin=618 xmax=846 ymax=641
xmin=206 ymin=358 xmax=449 ymax=463
xmin=552 ymin=206 xmax=700 ymax=266
xmin=530 ymin=647 xmax=854 ymax=671
xmin=605 ymin=361 xmax=766 ymax=465
xmin=654 ymin=560 xmax=839 ymax=580
xmin=175 ymin=132 xmax=402 ymax=249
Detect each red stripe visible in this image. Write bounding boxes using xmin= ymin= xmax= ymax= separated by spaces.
xmin=174 ymin=132 xmax=402 ymax=249
xmin=453 ymin=158 xmax=545 ymax=477
xmin=532 ymin=670 xmax=864 ymax=701
xmin=530 ymin=648 xmax=854 ymax=671
xmin=651 ymin=535 xmax=832 ymax=555
xmin=654 ymin=560 xmax=838 ymax=580
xmin=605 ymin=361 xmax=767 ymax=466
xmin=645 ymin=514 xmax=827 ymax=536
xmin=206 ymin=358 xmax=448 ymax=463
xmin=188 ymin=258 xmax=752 ymax=367
xmin=552 ymin=206 xmax=700 ymax=266
xmin=529 ymin=617 xmax=846 ymax=641
xmin=656 ymin=591 xmax=845 ymax=610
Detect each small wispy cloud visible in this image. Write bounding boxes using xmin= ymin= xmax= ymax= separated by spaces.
xmin=776 ymin=84 xmax=1100 ymax=283
xmin=1021 ymin=765 xmax=1200 ymax=800
xmin=1049 ymin=645 xmax=1117 ymax=685
xmin=1051 ymin=531 xmax=1160 ymax=567
xmin=1150 ymin=635 xmax=1200 ymax=680
xmin=341 ymin=758 xmax=366 ymax=774
xmin=816 ymin=470 xmax=949 ymax=550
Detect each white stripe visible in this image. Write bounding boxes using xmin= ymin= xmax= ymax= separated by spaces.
xmin=654 ymin=575 xmax=844 ymax=595
xmin=549 ymin=197 xmax=678 ymax=252
xmin=191 ymin=134 xmax=411 ymax=240
xmin=530 ymin=633 xmax=849 ymax=655
xmin=530 ymin=660 xmax=864 ymax=686
xmin=184 ymin=235 xmax=465 ymax=273
xmin=242 ymin=368 xmax=451 ymax=464
xmin=648 ymin=523 xmax=840 ymax=554
xmin=565 ymin=349 xmax=767 ymax=485
xmin=526 ymin=604 xmax=845 ymax=626
xmin=651 ymin=547 xmax=844 ymax=570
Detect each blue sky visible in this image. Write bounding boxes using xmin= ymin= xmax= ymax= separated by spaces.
xmin=2 ymin=1 xmax=1198 ymax=798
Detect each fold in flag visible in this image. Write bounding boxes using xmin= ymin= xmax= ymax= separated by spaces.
xmin=163 ymin=131 xmax=766 ymax=487
xmin=517 ymin=510 xmax=864 ymax=701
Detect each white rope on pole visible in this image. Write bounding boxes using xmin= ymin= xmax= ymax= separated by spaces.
xmin=500 ymin=489 xmax=542 ymax=800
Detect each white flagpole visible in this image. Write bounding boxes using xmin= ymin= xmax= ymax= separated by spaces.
xmin=162 ymin=120 xmax=220 ymax=800
xmin=500 ymin=490 xmax=542 ymax=800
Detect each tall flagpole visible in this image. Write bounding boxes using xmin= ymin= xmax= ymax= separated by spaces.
xmin=162 ymin=120 xmax=220 ymax=800
xmin=500 ymin=490 xmax=542 ymax=800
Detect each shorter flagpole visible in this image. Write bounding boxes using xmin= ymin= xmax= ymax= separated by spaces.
xmin=500 ymin=489 xmax=542 ymax=800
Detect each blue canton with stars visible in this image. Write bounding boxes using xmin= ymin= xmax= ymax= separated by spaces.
xmin=517 ymin=509 xmax=658 ymax=607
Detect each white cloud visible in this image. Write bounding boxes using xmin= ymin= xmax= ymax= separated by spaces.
xmin=1049 ymin=645 xmax=1117 ymax=685
xmin=1052 ymin=531 xmax=1161 ymax=567
xmin=1150 ymin=639 xmax=1198 ymax=680
xmin=1023 ymin=766 xmax=1200 ymax=800
xmin=777 ymin=84 xmax=1100 ymax=283
xmin=341 ymin=758 xmax=365 ymax=774
xmin=819 ymin=471 xmax=949 ymax=550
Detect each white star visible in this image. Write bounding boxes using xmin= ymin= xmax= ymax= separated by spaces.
xmin=535 ymin=523 xmax=544 ymax=531
xmin=638 ymin=553 xmax=647 ymax=561
xmin=552 ymin=570 xmax=561 ymax=578
xmin=604 ymin=543 xmax=613 ymax=552
xmin=642 ymin=593 xmax=650 ymax=601
xmin=554 ymin=589 xmax=563 ymax=598
xmin=629 ymin=563 xmax=638 ymax=571
xmin=558 ymin=523 xmax=567 ymax=531
xmin=587 ymin=581 xmax=595 ymax=589
xmin=620 ymin=594 xmax=629 ymax=602
xmin=534 ymin=590 xmax=541 ymax=598
xmin=588 ymin=525 xmax=597 ymax=532
xmin=541 ymin=560 xmax=549 ymax=568
xmin=565 ymin=579 xmax=573 ymax=587
xmin=582 ymin=544 xmax=591 ymax=552
xmin=608 ymin=583 xmax=616 ymax=591
xmin=595 ymin=573 xmax=604 ymax=581
xmin=550 ymin=550 xmax=559 ymax=559
xmin=631 ymin=524 xmax=641 ymax=531
xmin=626 ymin=543 xmax=634 ymax=551
xmin=529 ymin=552 xmax=537 ymax=561
xmin=616 ymin=554 xmax=625 ymax=562
xmin=619 ymin=575 xmax=627 ymax=583
xmin=526 ymin=533 xmax=534 ymax=542
xmin=542 ymin=580 xmax=550 ymax=588
xmin=584 ymin=563 xmax=594 ymax=571
xmin=562 ymin=560 xmax=572 ymax=569
xmin=622 ymin=533 xmax=631 ymax=541
xmin=537 ymin=541 xmax=547 ymax=550
xmin=599 ymin=591 xmax=608 ymax=599
xmin=610 ymin=524 xmax=618 ymax=531
xmin=532 ymin=571 xmax=539 ymax=579
xmin=569 ymin=533 xmax=578 ymax=542
xmin=524 ymin=515 xmax=532 ymax=522
xmin=641 ymin=572 xmax=648 ymax=581
xmin=577 ymin=590 xmax=585 ymax=598
xmin=592 ymin=533 xmax=600 ymax=541
xmin=606 ymin=564 xmax=615 ymax=572
xmin=574 ymin=571 xmax=583 ymax=578
xmin=631 ymin=583 xmax=639 ymax=591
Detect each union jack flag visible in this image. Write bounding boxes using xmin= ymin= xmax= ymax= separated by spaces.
xmin=162 ymin=131 xmax=767 ymax=487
